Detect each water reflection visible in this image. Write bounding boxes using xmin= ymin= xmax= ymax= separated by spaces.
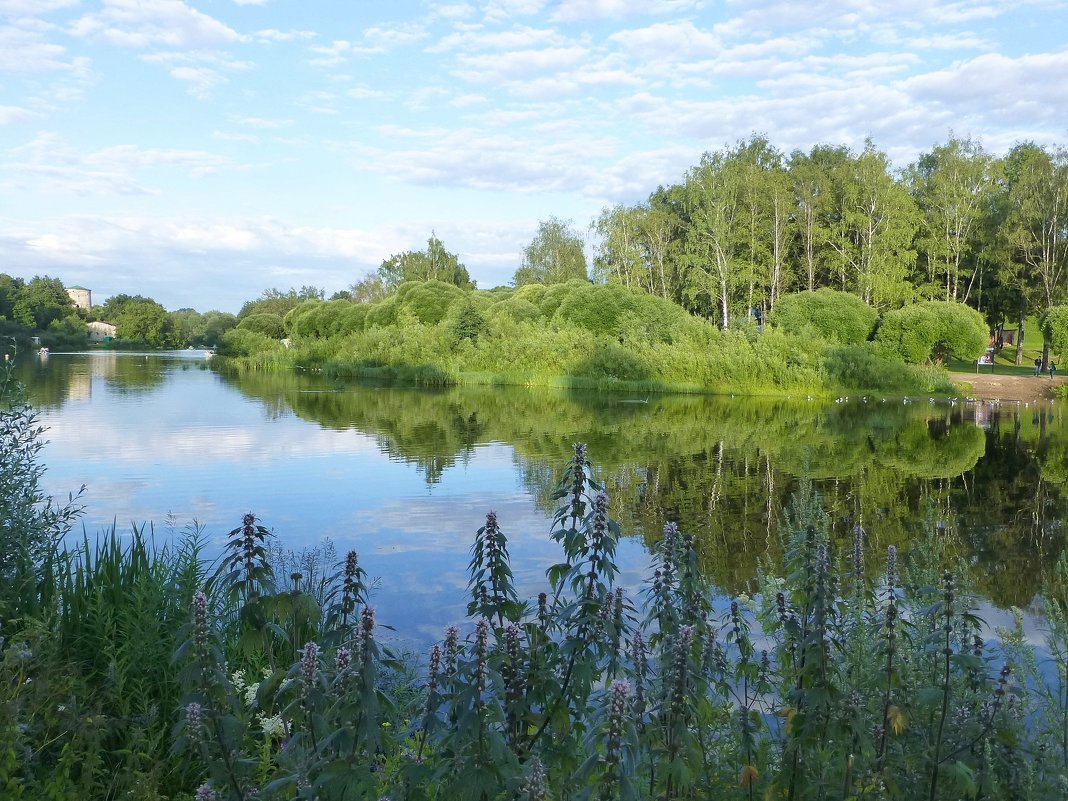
xmin=15 ymin=354 xmax=1067 ymax=631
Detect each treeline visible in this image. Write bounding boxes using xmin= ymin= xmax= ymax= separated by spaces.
xmin=591 ymin=135 xmax=1067 ymax=341
xmin=0 ymin=273 xmax=241 ymax=349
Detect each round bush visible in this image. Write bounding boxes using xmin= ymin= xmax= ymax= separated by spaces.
xmin=770 ymin=289 xmax=878 ymax=345
xmin=237 ymin=312 xmax=285 ymax=339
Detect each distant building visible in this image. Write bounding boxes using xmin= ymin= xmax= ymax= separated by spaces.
xmin=67 ymin=286 xmax=92 ymax=309
xmin=88 ymin=321 xmax=116 ymax=343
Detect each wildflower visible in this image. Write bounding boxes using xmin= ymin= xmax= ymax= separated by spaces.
xmin=598 ymin=590 xmax=613 ymax=621
xmin=443 ymin=625 xmax=459 ymax=678
xmin=185 ymin=702 xmax=204 ymax=744
xmin=504 ymin=624 xmax=523 ymax=707
xmin=258 ymin=713 xmax=286 ymax=740
xmin=335 ymin=646 xmax=352 ymax=674
xmin=358 ymin=605 xmax=376 ymax=666
xmin=522 ymin=757 xmax=547 ymax=801
xmin=474 ymin=618 xmax=490 ymax=696
xmin=630 ymin=631 xmax=647 ymax=713
xmin=427 ymin=644 xmax=441 ymax=696
xmin=195 ymin=782 xmax=217 ymax=801
xmin=193 ymin=591 xmax=209 ymax=652
xmin=605 ymin=679 xmax=629 ymax=756
xmin=300 ymin=642 xmax=320 ymax=696
xmin=14 ymin=642 xmax=32 ymax=661
xmin=244 ymin=682 xmax=259 ymax=708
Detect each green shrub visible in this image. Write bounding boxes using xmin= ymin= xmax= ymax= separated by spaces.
xmin=284 ymin=299 xmax=321 ymax=336
xmin=339 ymin=303 xmax=368 ymax=335
xmin=487 ymin=297 xmax=542 ymax=324
xmin=219 ymin=327 xmax=284 ymax=357
xmin=396 ymin=280 xmax=466 ymax=325
xmin=537 ymin=279 xmax=588 ymax=318
xmin=553 ymin=284 xmax=639 ymax=336
xmin=875 ymin=301 xmax=987 ymax=363
xmin=364 ymin=294 xmax=400 ymax=329
xmin=825 ymin=343 xmax=931 ymax=392
xmin=448 ymin=298 xmax=488 ymax=343
xmin=237 ymin=312 xmax=285 ymax=339
xmin=770 ymin=289 xmax=879 ymax=345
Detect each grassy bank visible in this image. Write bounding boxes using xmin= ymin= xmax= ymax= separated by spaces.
xmin=219 ymin=319 xmax=956 ymax=399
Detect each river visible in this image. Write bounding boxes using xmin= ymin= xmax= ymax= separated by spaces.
xmin=14 ymin=350 xmax=1067 ymax=646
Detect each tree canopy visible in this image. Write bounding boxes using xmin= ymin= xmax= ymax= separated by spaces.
xmin=378 ymin=234 xmax=474 ymax=290
xmin=514 ymin=217 xmax=589 ymax=287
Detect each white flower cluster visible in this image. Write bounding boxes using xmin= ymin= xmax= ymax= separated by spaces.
xmin=258 ymin=712 xmax=286 ymax=740
xmin=231 ymin=669 xmax=260 ymax=709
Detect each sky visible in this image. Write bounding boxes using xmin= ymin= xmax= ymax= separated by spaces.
xmin=2 ymin=0 xmax=1067 ymax=313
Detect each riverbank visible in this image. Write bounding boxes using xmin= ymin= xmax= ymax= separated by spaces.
xmin=950 ymin=370 xmax=1064 ymax=402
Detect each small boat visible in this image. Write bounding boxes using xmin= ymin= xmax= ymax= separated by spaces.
xmin=37 ymin=347 xmax=49 ymax=357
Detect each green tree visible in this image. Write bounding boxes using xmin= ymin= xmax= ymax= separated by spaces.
xmin=513 ymin=216 xmax=588 ymax=286
xmin=729 ymin=135 xmax=795 ymax=313
xmin=96 ymin=293 xmax=155 ymax=322
xmin=349 ymin=271 xmax=391 ymax=304
xmin=1041 ymin=305 xmax=1068 ymax=360
xmin=830 ymin=142 xmax=921 ymax=309
xmin=171 ymin=308 xmax=205 ymax=346
xmin=12 ymin=275 xmax=74 ymax=330
xmin=681 ymin=147 xmax=744 ymax=326
xmin=115 ymin=299 xmax=178 ymax=347
xmin=201 ymin=311 xmax=238 ymax=346
xmin=908 ymin=135 xmax=996 ymax=302
xmin=789 ymin=145 xmax=851 ymax=291
xmin=0 ymin=273 xmax=24 ymax=321
xmin=378 ymin=234 xmax=474 ymax=290
xmin=238 ymin=286 xmax=324 ymax=319
xmin=593 ymin=204 xmax=681 ymax=300
xmin=1002 ymin=143 xmax=1068 ymax=364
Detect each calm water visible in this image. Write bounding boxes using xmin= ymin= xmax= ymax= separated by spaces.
xmin=15 ymin=351 xmax=1068 ymax=645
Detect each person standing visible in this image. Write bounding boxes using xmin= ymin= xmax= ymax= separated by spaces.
xmin=1035 ymin=357 xmax=1043 ymax=376
xmin=1051 ymin=362 xmax=1058 ymax=379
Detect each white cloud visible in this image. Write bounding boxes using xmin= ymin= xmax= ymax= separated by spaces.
xmin=0 ymin=0 xmax=78 ymax=14
xmin=213 ymin=130 xmax=259 ymax=143
xmin=344 ymin=126 xmax=619 ymax=195
xmin=355 ymin=22 xmax=427 ymax=54
xmin=3 ymin=132 xmax=234 ymax=195
xmin=237 ymin=115 xmax=293 ymax=129
xmin=0 ymin=104 xmax=35 ymax=124
xmin=609 ymin=20 xmax=720 ymax=61
xmin=70 ymin=0 xmax=242 ymax=49
xmin=454 ymin=45 xmax=589 ymax=82
xmin=254 ymin=28 xmax=315 ymax=43
xmin=551 ymin=0 xmax=701 ymax=21
xmin=139 ymin=50 xmax=252 ymax=96
xmin=0 ymin=23 xmax=79 ymax=72
xmin=428 ymin=24 xmax=565 ymax=54
xmin=347 ymin=84 xmax=385 ymax=100
xmin=482 ymin=0 xmax=550 ymax=22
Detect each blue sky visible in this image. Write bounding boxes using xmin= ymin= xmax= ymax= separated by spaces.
xmin=2 ymin=0 xmax=1067 ymax=313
